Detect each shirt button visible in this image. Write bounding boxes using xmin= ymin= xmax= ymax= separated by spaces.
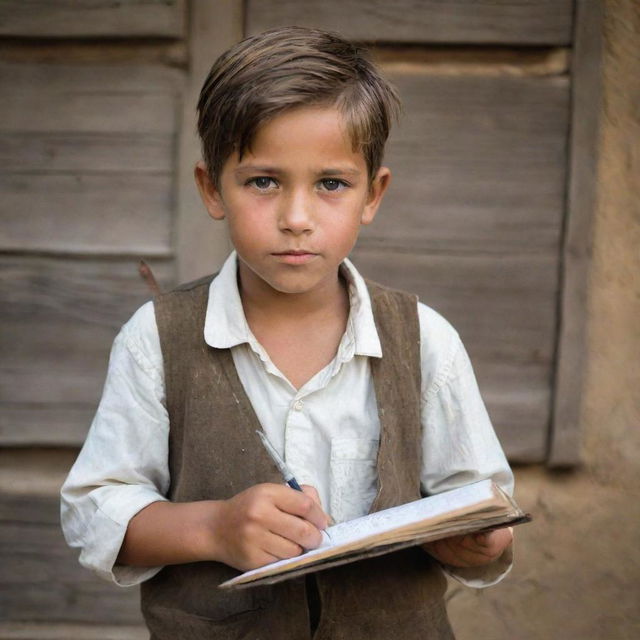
xmin=293 ymin=399 xmax=304 ymax=411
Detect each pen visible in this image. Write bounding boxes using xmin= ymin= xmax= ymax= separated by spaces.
xmin=256 ymin=430 xmax=303 ymax=491
xmin=256 ymin=430 xmax=335 ymax=538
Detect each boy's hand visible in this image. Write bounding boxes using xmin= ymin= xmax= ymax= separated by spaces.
xmin=423 ymin=527 xmax=513 ymax=568
xmin=207 ymin=483 xmax=330 ymax=571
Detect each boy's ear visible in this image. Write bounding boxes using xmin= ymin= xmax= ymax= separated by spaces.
xmin=361 ymin=167 xmax=391 ymax=226
xmin=194 ymin=161 xmax=226 ymax=220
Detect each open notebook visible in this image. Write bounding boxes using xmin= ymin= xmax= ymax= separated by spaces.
xmin=220 ymin=479 xmax=530 ymax=589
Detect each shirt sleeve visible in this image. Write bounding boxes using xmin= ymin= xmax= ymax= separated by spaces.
xmin=60 ymin=301 xmax=170 ymax=586
xmin=418 ymin=302 xmax=515 ymax=588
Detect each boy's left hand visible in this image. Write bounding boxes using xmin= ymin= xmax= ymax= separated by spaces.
xmin=423 ymin=527 xmax=513 ymax=568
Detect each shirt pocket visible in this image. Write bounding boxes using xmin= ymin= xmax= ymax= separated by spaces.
xmin=329 ymin=437 xmax=379 ymax=523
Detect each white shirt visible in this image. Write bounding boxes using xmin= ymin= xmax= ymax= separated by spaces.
xmin=61 ymin=252 xmax=514 ymax=588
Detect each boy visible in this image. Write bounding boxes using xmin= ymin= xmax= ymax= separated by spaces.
xmin=62 ymin=26 xmax=514 ymax=639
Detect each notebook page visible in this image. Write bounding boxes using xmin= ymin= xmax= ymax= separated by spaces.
xmin=224 ymin=479 xmax=498 ymax=584
xmin=325 ymin=478 xmax=497 ymax=547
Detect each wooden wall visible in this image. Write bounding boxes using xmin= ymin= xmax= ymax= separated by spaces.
xmin=0 ymin=63 xmax=181 ymax=447
xmin=0 ymin=0 xmax=595 ymax=636
xmin=0 ymin=2 xmax=186 ymax=636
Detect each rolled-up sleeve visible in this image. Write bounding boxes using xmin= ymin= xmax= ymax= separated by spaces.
xmin=60 ymin=301 xmax=170 ymax=586
xmin=418 ymin=303 xmax=514 ymax=588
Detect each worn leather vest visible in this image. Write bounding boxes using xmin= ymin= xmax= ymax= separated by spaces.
xmin=141 ymin=275 xmax=454 ymax=639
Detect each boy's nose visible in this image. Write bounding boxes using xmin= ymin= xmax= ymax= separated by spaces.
xmin=278 ymin=189 xmax=314 ymax=234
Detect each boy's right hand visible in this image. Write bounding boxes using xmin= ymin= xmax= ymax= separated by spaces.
xmin=205 ymin=483 xmax=330 ymax=571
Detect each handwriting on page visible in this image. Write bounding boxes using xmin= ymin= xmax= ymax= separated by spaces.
xmin=326 ymin=479 xmax=495 ymax=546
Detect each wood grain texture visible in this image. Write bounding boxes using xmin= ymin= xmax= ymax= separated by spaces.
xmin=246 ymin=0 xmax=574 ymax=45
xmin=175 ymin=0 xmax=239 ymax=282
xmin=0 ymin=63 xmax=183 ymax=255
xmin=0 ymin=62 xmax=183 ymax=93
xmin=0 ymin=449 xmax=79 ymax=496
xmin=550 ymin=0 xmax=604 ymax=466
xmin=0 ymin=255 xmax=175 ymax=446
xmin=0 ymin=623 xmax=147 ymax=640
xmin=0 ymin=0 xmax=185 ymax=39
xmin=0 ymin=40 xmax=187 ymax=66
xmin=371 ymin=46 xmax=570 ymax=77
xmin=351 ymin=248 xmax=558 ymax=462
xmin=1 ymin=173 xmax=174 ymax=255
xmin=0 ymin=494 xmax=143 ymax=625
xmin=363 ymin=72 xmax=570 ymax=254
xmin=0 ymin=132 xmax=173 ymax=173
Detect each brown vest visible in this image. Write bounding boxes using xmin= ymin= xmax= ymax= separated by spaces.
xmin=141 ymin=276 xmax=454 ymax=640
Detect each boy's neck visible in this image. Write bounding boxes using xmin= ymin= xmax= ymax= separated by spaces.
xmin=237 ymin=262 xmax=348 ymax=322
xmin=237 ymin=261 xmax=350 ymax=389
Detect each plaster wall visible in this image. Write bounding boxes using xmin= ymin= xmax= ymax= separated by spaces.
xmin=448 ymin=1 xmax=640 ymax=637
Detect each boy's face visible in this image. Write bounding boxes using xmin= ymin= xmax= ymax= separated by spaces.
xmin=195 ymin=105 xmax=390 ymax=298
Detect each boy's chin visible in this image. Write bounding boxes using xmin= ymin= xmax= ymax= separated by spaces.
xmin=242 ymin=269 xmax=341 ymax=298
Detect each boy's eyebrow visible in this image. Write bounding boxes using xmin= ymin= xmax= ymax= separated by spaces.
xmin=234 ymin=165 xmax=280 ymax=175
xmin=320 ymin=167 xmax=361 ymax=177
xmin=234 ymin=165 xmax=362 ymax=177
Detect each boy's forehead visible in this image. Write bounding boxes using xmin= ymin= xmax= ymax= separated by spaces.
xmin=226 ymin=105 xmax=367 ymax=173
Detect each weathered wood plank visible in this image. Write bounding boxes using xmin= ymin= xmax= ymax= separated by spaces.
xmin=0 ymin=39 xmax=188 ymax=67
xmin=0 ymin=0 xmax=185 ymax=39
xmin=0 ymin=405 xmax=97 ymax=447
xmin=0 ymin=623 xmax=148 ymax=640
xmin=477 ymin=363 xmax=551 ymax=462
xmin=0 ymin=255 xmax=174 ymax=326
xmin=0 ymin=255 xmax=174 ymax=446
xmin=0 ymin=63 xmax=182 ymax=255
xmin=550 ymin=0 xmax=604 ymax=466
xmin=371 ymin=47 xmax=570 ymax=78
xmin=0 ymin=132 xmax=173 ymax=174
xmin=0 ymin=494 xmax=143 ymax=625
xmin=175 ymin=0 xmax=240 ymax=281
xmin=0 ymin=449 xmax=78 ymax=496
xmin=1 ymin=92 xmax=177 ymax=135
xmin=351 ymin=248 xmax=559 ymax=462
xmin=0 ymin=62 xmax=183 ymax=93
xmin=246 ymin=0 xmax=574 ymax=45
xmin=363 ymin=73 xmax=570 ymax=254
xmin=0 ymin=173 xmax=174 ymax=255
xmin=1 ymin=316 xmax=123 ymax=404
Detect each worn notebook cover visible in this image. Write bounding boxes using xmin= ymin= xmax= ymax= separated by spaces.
xmin=219 ymin=479 xmax=531 ymax=590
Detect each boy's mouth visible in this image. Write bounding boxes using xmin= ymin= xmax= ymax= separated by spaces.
xmin=272 ymin=250 xmax=318 ymax=264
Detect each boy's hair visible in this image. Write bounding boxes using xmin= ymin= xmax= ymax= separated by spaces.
xmin=197 ymin=26 xmax=400 ymax=184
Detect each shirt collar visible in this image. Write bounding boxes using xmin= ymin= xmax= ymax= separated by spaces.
xmin=203 ymin=251 xmax=382 ymax=358
xmin=340 ymin=258 xmax=382 ymax=358
xmin=203 ymin=251 xmax=252 ymax=349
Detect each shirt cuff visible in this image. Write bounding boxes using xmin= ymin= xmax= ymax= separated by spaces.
xmin=441 ymin=541 xmax=513 ymax=588
xmin=79 ymin=486 xmax=168 ymax=587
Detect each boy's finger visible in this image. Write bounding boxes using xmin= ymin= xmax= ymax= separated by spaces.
xmin=260 ymin=530 xmax=305 ymax=560
xmin=274 ymin=485 xmax=330 ymax=531
xmin=447 ymin=537 xmax=496 ymax=564
xmin=473 ymin=532 xmax=490 ymax=546
xmin=473 ymin=527 xmax=513 ymax=551
xmin=300 ymin=484 xmax=322 ymax=505
xmin=301 ymin=484 xmax=335 ymax=526
xmin=268 ymin=511 xmax=324 ymax=550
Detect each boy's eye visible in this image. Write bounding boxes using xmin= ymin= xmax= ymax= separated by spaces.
xmin=319 ymin=179 xmax=347 ymax=192
xmin=248 ymin=177 xmax=277 ymax=190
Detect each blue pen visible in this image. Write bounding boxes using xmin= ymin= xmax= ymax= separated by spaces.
xmin=256 ymin=430 xmax=303 ymax=491
xmin=256 ymin=430 xmax=333 ymax=541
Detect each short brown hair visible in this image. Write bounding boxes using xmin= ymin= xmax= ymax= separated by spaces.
xmin=197 ymin=26 xmax=400 ymax=184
